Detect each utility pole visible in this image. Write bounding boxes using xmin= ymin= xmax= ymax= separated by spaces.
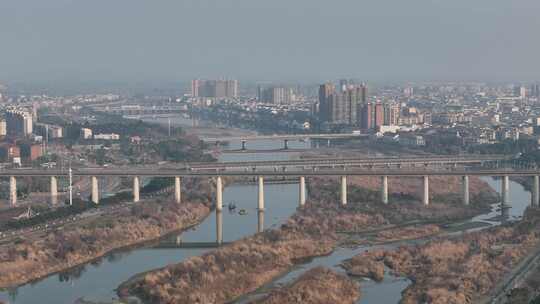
xmin=45 ymin=125 xmax=49 ymax=155
xmin=69 ymin=167 xmax=73 ymax=206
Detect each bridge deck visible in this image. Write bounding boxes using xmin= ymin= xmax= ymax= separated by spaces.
xmin=0 ymin=169 xmax=537 ymax=177
xmin=189 ymin=155 xmax=508 ymax=168
xmin=202 ymin=133 xmax=369 ymax=142
xmin=0 ymin=155 xmax=526 ymax=177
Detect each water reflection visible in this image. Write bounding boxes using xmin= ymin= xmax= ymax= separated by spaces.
xmin=216 ymin=210 xmax=223 ymax=245
xmin=237 ymin=177 xmax=534 ymax=304
xmin=483 ymin=177 xmax=531 ymax=221
xmin=0 ymin=183 xmax=300 ymax=304
xmin=257 ymin=210 xmax=265 ymax=233
xmin=59 ymin=266 xmax=86 ymax=283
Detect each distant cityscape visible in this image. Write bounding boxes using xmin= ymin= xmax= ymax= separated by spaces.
xmin=2 ymin=80 xmax=540 ymax=164
xmin=183 ymin=78 xmax=540 ymax=147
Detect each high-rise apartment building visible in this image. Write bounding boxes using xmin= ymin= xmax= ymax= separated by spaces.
xmin=360 ymin=101 xmax=392 ymax=130
xmin=0 ymin=120 xmax=6 ymax=137
xmin=513 ymin=85 xmax=522 ymax=97
xmin=374 ymin=102 xmax=384 ymax=127
xmin=319 ymin=83 xmax=336 ymax=123
xmin=360 ymin=83 xmax=368 ymax=103
xmin=360 ymin=101 xmax=385 ymax=129
xmin=319 ymin=82 xmax=367 ymax=126
xmin=531 ymin=84 xmax=540 ymax=98
xmin=383 ymin=103 xmax=400 ymax=126
xmin=5 ymin=108 xmax=33 ymax=137
xmin=520 ymin=86 xmax=528 ymax=99
xmin=360 ymin=102 xmax=372 ymax=129
xmin=404 ymin=87 xmax=414 ymax=98
xmin=191 ymin=79 xmax=238 ymax=98
xmin=258 ymin=86 xmax=295 ymax=104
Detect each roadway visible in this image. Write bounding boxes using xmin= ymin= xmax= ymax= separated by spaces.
xmin=0 ymin=202 xmax=134 ymax=243
xmin=201 ymin=133 xmax=369 ymax=143
xmin=0 ymin=155 xmax=526 ymax=177
xmin=0 ymin=168 xmax=538 ymax=178
xmin=187 ymin=155 xmax=510 ymax=169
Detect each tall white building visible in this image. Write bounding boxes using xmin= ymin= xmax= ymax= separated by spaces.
xmin=23 ymin=115 xmax=33 ymax=135
xmin=520 ymin=86 xmax=528 ymax=99
xmin=0 ymin=120 xmax=6 ymax=137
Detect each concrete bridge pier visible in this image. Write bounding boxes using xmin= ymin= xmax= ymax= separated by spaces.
xmin=91 ymin=176 xmax=99 ymax=204
xmin=533 ymin=176 xmax=540 ymax=207
xmin=9 ymin=176 xmax=17 ymax=207
xmin=381 ymin=176 xmax=388 ymax=204
xmin=341 ymin=176 xmax=347 ymax=206
xmin=462 ymin=176 xmax=470 ymax=206
xmin=501 ymin=176 xmax=509 ymax=206
xmin=422 ymin=176 xmax=429 ymax=206
xmin=50 ymin=176 xmax=58 ymax=205
xmin=216 ymin=176 xmax=223 ymax=211
xmin=133 ymin=176 xmax=140 ymax=202
xmin=299 ymin=176 xmax=306 ymax=207
xmin=258 ymin=176 xmax=265 ymax=210
xmin=216 ymin=210 xmax=223 ymax=245
xmin=174 ymin=176 xmax=181 ymax=204
xmin=257 ymin=210 xmax=265 ymax=233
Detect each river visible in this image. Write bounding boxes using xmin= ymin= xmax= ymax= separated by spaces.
xmin=235 ymin=176 xmax=533 ymax=304
xmin=0 ymin=115 xmax=533 ymax=304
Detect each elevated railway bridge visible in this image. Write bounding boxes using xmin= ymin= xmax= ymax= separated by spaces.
xmin=2 ymin=155 xmax=536 ymax=243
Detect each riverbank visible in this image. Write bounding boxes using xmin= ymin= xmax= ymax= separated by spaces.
xmin=308 ymin=176 xmax=497 ymax=227
xmin=0 ymin=178 xmax=214 ymax=288
xmin=118 ymin=203 xmax=382 ymax=303
xmin=251 ymin=267 xmax=360 ymax=304
xmin=342 ymin=208 xmax=540 ymax=303
xmin=119 ymin=175 xmax=499 ymax=303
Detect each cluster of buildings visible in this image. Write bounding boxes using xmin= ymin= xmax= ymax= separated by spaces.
xmin=283 ymin=80 xmax=540 ymax=151
xmin=0 ymin=142 xmax=43 ymax=164
xmin=318 ymin=82 xmax=367 ymax=126
xmin=191 ymin=79 xmax=238 ymax=99
xmin=1 ymin=106 xmax=66 ymax=141
xmin=34 ymin=123 xmax=64 ymax=139
xmin=4 ymin=107 xmax=33 ymax=137
xmin=317 ymin=81 xmax=401 ymax=130
xmin=372 ymin=82 xmax=540 ymax=149
xmin=514 ymin=84 xmax=540 ymax=99
xmin=0 ymin=106 xmax=65 ymax=165
xmin=257 ymin=85 xmax=297 ymax=105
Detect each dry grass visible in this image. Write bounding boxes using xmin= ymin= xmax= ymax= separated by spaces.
xmin=254 ymin=267 xmax=360 ymax=304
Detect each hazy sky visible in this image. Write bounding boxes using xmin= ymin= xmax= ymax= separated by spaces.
xmin=1 ymin=0 xmax=539 ymax=84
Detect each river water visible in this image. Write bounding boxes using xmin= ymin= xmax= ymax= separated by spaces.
xmin=0 ymin=115 xmax=533 ymax=304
